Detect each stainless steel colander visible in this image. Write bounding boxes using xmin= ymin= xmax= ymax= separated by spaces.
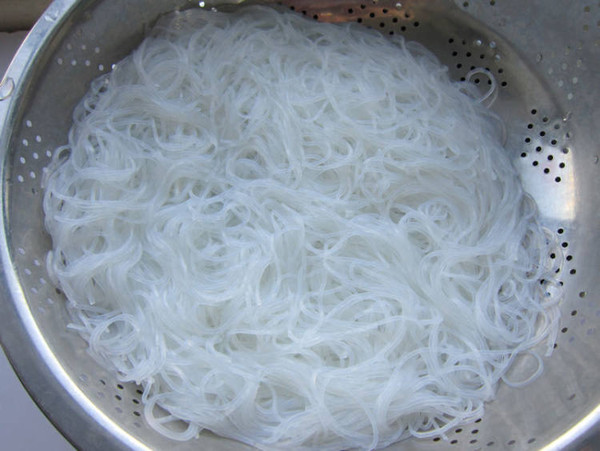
xmin=0 ymin=0 xmax=598 ymax=449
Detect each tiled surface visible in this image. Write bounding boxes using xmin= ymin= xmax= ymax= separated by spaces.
xmin=1 ymin=30 xmax=74 ymax=451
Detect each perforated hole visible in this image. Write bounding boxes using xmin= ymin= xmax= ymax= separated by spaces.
xmin=445 ymin=35 xmax=506 ymax=89
xmin=519 ymin=107 xmax=571 ymax=183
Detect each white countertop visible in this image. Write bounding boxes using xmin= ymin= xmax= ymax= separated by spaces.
xmin=0 ymin=30 xmax=73 ymax=451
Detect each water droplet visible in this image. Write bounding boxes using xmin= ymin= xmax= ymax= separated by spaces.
xmin=395 ymin=2 xmax=403 ymax=9
xmin=494 ymin=53 xmax=501 ymax=61
xmin=489 ymin=41 xmax=497 ymax=49
xmin=0 ymin=77 xmax=15 ymax=100
xmin=594 ymin=155 xmax=599 ymax=165
xmin=562 ymin=111 xmax=572 ymax=122
xmin=474 ymin=39 xmax=482 ymax=47
xmin=536 ymin=53 xmax=543 ymax=62
xmin=199 ymin=1 xmax=206 ymax=6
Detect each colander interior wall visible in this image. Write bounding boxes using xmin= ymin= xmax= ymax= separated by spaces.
xmin=0 ymin=0 xmax=599 ymax=450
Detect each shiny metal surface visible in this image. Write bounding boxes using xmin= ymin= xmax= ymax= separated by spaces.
xmin=0 ymin=1 xmax=598 ymax=449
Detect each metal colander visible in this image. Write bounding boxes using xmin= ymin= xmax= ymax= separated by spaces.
xmin=0 ymin=0 xmax=598 ymax=449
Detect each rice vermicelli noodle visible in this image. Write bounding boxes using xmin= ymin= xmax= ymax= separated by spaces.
xmin=42 ymin=6 xmax=562 ymax=450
